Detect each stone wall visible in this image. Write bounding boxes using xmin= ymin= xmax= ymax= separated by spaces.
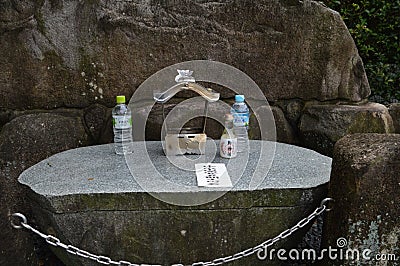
xmin=0 ymin=0 xmax=397 ymax=264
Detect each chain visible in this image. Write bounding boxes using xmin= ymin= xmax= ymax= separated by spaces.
xmin=10 ymin=198 xmax=334 ymax=266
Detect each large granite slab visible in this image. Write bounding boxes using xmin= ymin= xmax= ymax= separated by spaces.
xmin=19 ymin=140 xmax=331 ymax=265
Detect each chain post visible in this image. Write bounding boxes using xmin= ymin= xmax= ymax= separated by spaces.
xmin=10 ymin=198 xmax=333 ymax=266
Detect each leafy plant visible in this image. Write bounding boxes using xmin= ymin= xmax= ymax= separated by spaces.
xmin=324 ymin=0 xmax=400 ymax=104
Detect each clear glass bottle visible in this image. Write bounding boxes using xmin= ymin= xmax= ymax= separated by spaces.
xmin=112 ymin=95 xmax=133 ymax=155
xmin=230 ymin=95 xmax=249 ymax=153
xmin=220 ymin=113 xmax=237 ymax=158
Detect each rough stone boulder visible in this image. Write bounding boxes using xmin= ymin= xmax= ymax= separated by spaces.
xmin=132 ymin=98 xmax=297 ymax=144
xmin=0 ymin=0 xmax=369 ymax=110
xmin=322 ymin=134 xmax=400 ymax=265
xmin=130 ymin=99 xmax=222 ymax=141
xmin=84 ymin=104 xmax=110 ymax=142
xmin=299 ymin=103 xmax=394 ymax=156
xmin=250 ymin=105 xmax=297 ymax=144
xmin=0 ymin=113 xmax=89 ymax=265
xmin=0 ymin=113 xmax=89 ymax=164
xmin=389 ymin=103 xmax=400 ymax=133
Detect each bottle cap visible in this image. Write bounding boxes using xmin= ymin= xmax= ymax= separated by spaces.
xmin=116 ymin=95 xmax=126 ymax=104
xmin=235 ymin=95 xmax=245 ymax=102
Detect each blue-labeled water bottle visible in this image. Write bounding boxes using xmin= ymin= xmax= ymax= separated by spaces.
xmin=231 ymin=95 xmax=249 ymax=153
xmin=112 ymin=95 xmax=133 ymax=155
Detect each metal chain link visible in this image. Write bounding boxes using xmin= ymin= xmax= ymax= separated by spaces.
xmin=10 ymin=198 xmax=334 ymax=266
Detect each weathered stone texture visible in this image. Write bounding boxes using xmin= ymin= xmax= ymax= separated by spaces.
xmin=132 ymin=99 xmax=226 ymax=141
xmin=84 ymin=104 xmax=109 ymax=142
xmin=0 ymin=113 xmax=89 ymax=164
xmin=389 ymin=103 xmax=400 ymax=133
xmin=250 ymin=105 xmax=297 ymax=144
xmin=133 ymin=100 xmax=295 ymax=144
xmin=0 ymin=0 xmax=369 ymax=111
xmin=277 ymin=99 xmax=305 ymax=127
xmin=322 ymin=134 xmax=400 ymax=265
xmin=0 ymin=113 xmax=89 ymax=265
xmin=299 ymin=103 xmax=394 ymax=156
xmin=0 ymin=0 xmax=377 ymax=263
xmin=0 ymin=108 xmax=13 ymax=130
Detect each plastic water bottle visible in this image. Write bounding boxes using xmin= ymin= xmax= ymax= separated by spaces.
xmin=231 ymin=95 xmax=249 ymax=153
xmin=220 ymin=113 xmax=237 ymax=158
xmin=112 ymin=95 xmax=133 ymax=155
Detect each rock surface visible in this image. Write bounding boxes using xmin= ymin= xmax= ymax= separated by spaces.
xmin=0 ymin=0 xmax=369 ymax=110
xmin=250 ymin=105 xmax=296 ymax=144
xmin=299 ymin=103 xmax=394 ymax=156
xmin=0 ymin=0 xmax=381 ymax=263
xmin=277 ymin=99 xmax=305 ymax=127
xmin=0 ymin=113 xmax=89 ymax=265
xmin=133 ymin=99 xmax=297 ymax=144
xmin=84 ymin=104 xmax=109 ymax=142
xmin=322 ymin=134 xmax=400 ymax=265
xmin=134 ymin=99 xmax=227 ymax=141
xmin=19 ymin=141 xmax=331 ymax=265
xmin=389 ymin=103 xmax=400 ymax=133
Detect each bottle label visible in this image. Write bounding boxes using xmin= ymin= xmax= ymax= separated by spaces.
xmin=233 ymin=113 xmax=249 ymax=128
xmin=220 ymin=138 xmax=237 ymax=158
xmin=113 ymin=115 xmax=132 ymax=129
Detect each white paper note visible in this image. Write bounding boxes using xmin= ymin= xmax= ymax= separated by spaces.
xmin=195 ymin=163 xmax=232 ymax=187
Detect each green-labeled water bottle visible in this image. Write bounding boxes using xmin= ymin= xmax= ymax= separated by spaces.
xmin=112 ymin=95 xmax=133 ymax=155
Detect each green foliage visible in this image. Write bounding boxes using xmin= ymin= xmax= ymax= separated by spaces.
xmin=324 ymin=0 xmax=400 ymax=104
